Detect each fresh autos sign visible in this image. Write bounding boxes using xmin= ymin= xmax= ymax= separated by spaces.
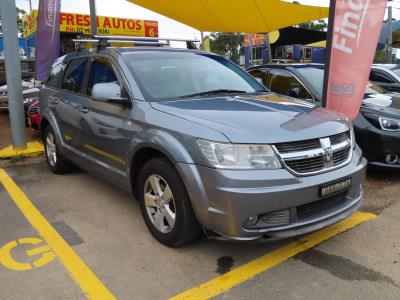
xmin=323 ymin=0 xmax=387 ymax=119
xmin=23 ymin=10 xmax=158 ymax=38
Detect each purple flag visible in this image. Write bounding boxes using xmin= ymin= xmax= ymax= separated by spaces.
xmin=35 ymin=0 xmax=61 ymax=81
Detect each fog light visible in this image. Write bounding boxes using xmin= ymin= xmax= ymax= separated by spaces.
xmin=385 ymin=154 xmax=399 ymax=164
xmin=246 ymin=215 xmax=259 ymax=226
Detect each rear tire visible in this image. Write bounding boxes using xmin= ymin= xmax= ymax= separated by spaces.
xmin=43 ymin=126 xmax=73 ymax=174
xmin=138 ymin=157 xmax=202 ymax=247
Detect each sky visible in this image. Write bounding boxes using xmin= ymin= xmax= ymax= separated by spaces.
xmin=15 ymin=0 xmax=400 ymax=40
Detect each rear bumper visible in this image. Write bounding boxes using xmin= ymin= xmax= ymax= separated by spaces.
xmin=177 ymin=146 xmax=367 ymax=240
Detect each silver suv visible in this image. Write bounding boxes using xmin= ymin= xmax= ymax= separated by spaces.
xmin=40 ymin=46 xmax=367 ymax=246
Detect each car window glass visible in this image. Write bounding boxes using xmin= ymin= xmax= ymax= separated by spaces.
xmin=62 ymin=58 xmax=88 ymax=93
xmin=369 ymin=70 xmax=395 ymax=84
xmin=87 ymin=60 xmax=118 ymax=95
xmin=267 ymin=69 xmax=312 ymax=99
xmin=123 ymin=51 xmax=266 ymax=101
xmin=248 ymin=69 xmax=268 ymax=87
xmin=46 ymin=62 xmax=65 ymax=88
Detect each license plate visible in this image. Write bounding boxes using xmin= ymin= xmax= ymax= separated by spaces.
xmin=320 ymin=178 xmax=352 ymax=197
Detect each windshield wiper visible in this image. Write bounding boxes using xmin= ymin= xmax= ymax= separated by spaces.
xmin=179 ymin=89 xmax=247 ymax=98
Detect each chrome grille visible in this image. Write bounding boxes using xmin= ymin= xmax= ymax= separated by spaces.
xmin=275 ymin=131 xmax=352 ymax=176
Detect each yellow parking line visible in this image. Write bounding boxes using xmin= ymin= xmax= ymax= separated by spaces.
xmin=170 ymin=211 xmax=377 ymax=300
xmin=0 ymin=169 xmax=116 ymax=300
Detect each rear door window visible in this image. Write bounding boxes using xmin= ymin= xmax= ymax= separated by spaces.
xmin=62 ymin=58 xmax=88 ymax=93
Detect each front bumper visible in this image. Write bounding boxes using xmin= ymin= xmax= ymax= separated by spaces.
xmin=177 ymin=146 xmax=367 ymax=240
xmin=355 ymin=121 xmax=400 ymax=169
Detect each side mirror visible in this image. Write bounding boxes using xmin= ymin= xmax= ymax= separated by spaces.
xmin=92 ymin=82 xmax=131 ymax=107
xmin=288 ymin=87 xmax=300 ymax=98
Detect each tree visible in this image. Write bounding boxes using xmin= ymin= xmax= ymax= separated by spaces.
xmin=297 ymin=19 xmax=328 ymax=31
xmin=209 ymin=32 xmax=244 ymax=64
xmin=16 ymin=7 xmax=27 ymax=34
xmin=0 ymin=7 xmax=26 ymax=34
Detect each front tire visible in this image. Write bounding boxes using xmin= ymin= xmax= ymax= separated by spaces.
xmin=43 ymin=126 xmax=73 ymax=174
xmin=138 ymin=157 xmax=202 ymax=247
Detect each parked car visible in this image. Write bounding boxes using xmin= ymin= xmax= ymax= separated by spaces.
xmin=0 ymin=81 xmax=40 ymax=111
xmin=40 ymin=47 xmax=366 ymax=247
xmin=27 ymin=99 xmax=41 ymax=133
xmin=369 ymin=64 xmax=400 ymax=93
xmin=247 ymin=63 xmax=400 ymax=169
xmin=0 ymin=59 xmax=35 ymax=86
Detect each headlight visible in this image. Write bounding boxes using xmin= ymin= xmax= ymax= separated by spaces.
xmin=379 ymin=117 xmax=400 ymax=131
xmin=197 ymin=139 xmax=281 ymax=169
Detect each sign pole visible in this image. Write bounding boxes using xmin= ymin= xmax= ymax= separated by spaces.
xmin=0 ymin=0 xmax=27 ymax=149
xmin=89 ymin=0 xmax=97 ymax=36
xmin=322 ymin=0 xmax=337 ymax=108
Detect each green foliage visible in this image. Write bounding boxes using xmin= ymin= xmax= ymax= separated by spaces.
xmin=16 ymin=7 xmax=27 ymax=34
xmin=374 ymin=50 xmax=387 ymax=63
xmin=297 ymin=19 xmax=328 ymax=31
xmin=209 ymin=33 xmax=244 ymax=64
xmin=0 ymin=6 xmax=26 ymax=34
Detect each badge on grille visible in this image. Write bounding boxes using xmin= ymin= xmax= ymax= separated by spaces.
xmin=320 ymin=138 xmax=333 ymax=163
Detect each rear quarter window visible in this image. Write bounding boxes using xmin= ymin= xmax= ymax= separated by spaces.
xmin=46 ymin=62 xmax=66 ymax=88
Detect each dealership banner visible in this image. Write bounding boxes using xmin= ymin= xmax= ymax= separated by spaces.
xmin=23 ymin=10 xmax=159 ymax=38
xmin=35 ymin=0 xmax=61 ymax=81
xmin=323 ymin=0 xmax=388 ymax=119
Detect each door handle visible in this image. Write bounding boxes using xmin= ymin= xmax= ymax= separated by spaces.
xmin=80 ymin=107 xmax=89 ymax=114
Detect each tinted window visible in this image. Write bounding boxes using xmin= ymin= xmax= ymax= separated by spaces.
xmin=248 ymin=69 xmax=268 ymax=86
xmin=87 ymin=59 xmax=118 ymax=95
xmin=46 ymin=62 xmax=65 ymax=88
xmin=267 ymin=69 xmax=312 ymax=99
xmin=62 ymin=58 xmax=88 ymax=92
xmin=369 ymin=70 xmax=395 ymax=84
xmin=123 ymin=51 xmax=266 ymax=101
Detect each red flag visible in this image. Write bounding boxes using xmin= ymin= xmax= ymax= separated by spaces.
xmin=323 ymin=0 xmax=388 ymax=120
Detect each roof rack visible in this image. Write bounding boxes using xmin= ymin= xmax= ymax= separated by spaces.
xmin=72 ymin=35 xmax=199 ymax=51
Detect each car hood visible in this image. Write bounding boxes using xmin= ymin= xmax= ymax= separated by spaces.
xmin=362 ymin=93 xmax=400 ymax=119
xmin=150 ymin=93 xmax=350 ymax=143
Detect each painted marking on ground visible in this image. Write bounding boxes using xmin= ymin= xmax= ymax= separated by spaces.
xmin=0 ymin=169 xmax=116 ymax=300
xmin=0 ymin=237 xmax=56 ymax=270
xmin=170 ymin=211 xmax=377 ymax=300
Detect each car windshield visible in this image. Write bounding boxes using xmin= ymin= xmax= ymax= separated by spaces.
xmin=295 ymin=67 xmax=385 ymax=99
xmin=123 ymin=51 xmax=267 ymax=101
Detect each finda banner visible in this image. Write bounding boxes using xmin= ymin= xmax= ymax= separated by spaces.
xmin=323 ymin=0 xmax=388 ymax=120
xmin=35 ymin=0 xmax=61 ymax=81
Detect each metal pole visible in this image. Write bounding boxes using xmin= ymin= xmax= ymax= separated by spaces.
xmin=249 ymin=33 xmax=253 ymax=66
xmin=28 ymin=0 xmax=32 ymax=12
xmin=200 ymin=31 xmax=205 ymax=50
xmin=265 ymin=33 xmax=273 ymax=63
xmin=89 ymin=0 xmax=97 ymax=36
xmin=0 ymin=0 xmax=27 ymax=148
xmin=388 ymin=4 xmax=393 ymax=63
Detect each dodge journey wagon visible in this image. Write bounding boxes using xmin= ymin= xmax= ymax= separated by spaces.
xmin=40 ymin=44 xmax=367 ymax=247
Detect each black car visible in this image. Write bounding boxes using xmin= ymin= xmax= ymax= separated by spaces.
xmin=247 ymin=63 xmax=400 ymax=169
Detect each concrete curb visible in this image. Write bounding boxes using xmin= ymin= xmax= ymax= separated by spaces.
xmin=0 ymin=141 xmax=44 ymax=159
